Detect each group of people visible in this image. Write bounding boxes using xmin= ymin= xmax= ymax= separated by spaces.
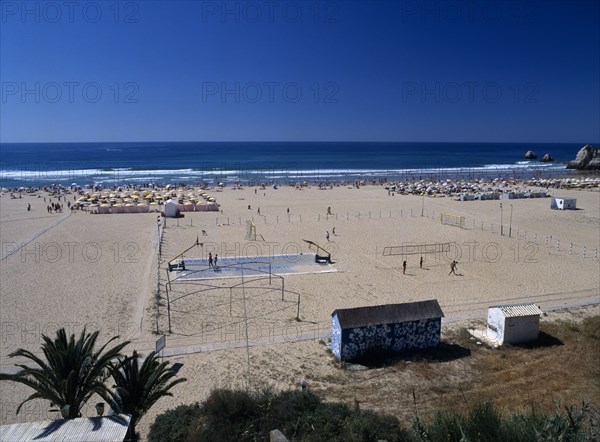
xmin=47 ymin=202 xmax=64 ymax=213
xmin=208 ymin=252 xmax=218 ymax=269
xmin=402 ymin=257 xmax=458 ymax=276
xmin=325 ymin=227 xmax=336 ymax=241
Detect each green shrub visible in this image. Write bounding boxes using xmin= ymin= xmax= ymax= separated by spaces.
xmin=153 ymin=388 xmax=407 ymax=441
xmin=147 ymin=403 xmax=201 ymax=442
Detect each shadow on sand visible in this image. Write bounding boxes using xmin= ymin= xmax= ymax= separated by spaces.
xmin=345 ymin=341 xmax=471 ymax=369
xmin=507 ymin=331 xmax=564 ymax=349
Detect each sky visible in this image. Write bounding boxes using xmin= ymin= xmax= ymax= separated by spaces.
xmin=1 ymin=0 xmax=599 ymax=143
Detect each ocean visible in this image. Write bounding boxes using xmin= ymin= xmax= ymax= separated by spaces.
xmin=0 ymin=142 xmax=587 ymax=188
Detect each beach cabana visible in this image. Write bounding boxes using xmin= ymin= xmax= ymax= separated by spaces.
xmin=164 ymin=199 xmax=178 ymax=217
xmin=550 ymin=197 xmax=576 ymax=210
xmin=331 ymin=300 xmax=444 ymax=361
xmin=486 ymin=303 xmax=542 ymax=345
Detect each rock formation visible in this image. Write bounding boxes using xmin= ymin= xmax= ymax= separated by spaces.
xmin=541 ymin=154 xmax=554 ymax=162
xmin=524 ymin=151 xmax=537 ymax=159
xmin=566 ymin=145 xmax=600 ymax=170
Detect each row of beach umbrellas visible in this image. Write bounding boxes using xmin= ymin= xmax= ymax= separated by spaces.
xmin=74 ymin=188 xmax=217 ymax=209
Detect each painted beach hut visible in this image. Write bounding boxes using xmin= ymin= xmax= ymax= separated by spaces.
xmin=550 ymin=197 xmax=576 ymax=210
xmin=486 ymin=303 xmax=542 ymax=345
xmin=331 ymin=300 xmax=444 ymax=361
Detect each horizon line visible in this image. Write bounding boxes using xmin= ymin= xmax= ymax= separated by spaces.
xmin=1 ymin=140 xmax=597 ymax=145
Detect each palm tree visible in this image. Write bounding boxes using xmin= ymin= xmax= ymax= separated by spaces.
xmin=0 ymin=327 xmax=129 ymax=419
xmin=107 ymin=350 xmax=186 ymax=441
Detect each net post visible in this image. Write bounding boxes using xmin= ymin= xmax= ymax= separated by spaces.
xmin=166 ymin=285 xmax=172 ymax=334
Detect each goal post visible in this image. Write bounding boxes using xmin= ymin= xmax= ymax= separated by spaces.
xmin=440 ymin=212 xmax=465 ymax=229
xmin=245 ymin=220 xmax=257 ymax=241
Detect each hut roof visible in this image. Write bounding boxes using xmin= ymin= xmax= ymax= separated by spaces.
xmin=489 ymin=303 xmax=542 ymax=318
xmin=332 ymin=300 xmax=444 ymax=329
xmin=0 ymin=414 xmax=130 ymax=441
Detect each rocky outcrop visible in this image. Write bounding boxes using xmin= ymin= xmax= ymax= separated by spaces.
xmin=524 ymin=151 xmax=537 ymax=159
xmin=566 ymin=144 xmax=600 ymax=170
xmin=541 ymin=154 xmax=554 ymax=162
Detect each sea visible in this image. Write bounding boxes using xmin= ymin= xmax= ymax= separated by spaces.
xmin=0 ymin=142 xmax=591 ymax=188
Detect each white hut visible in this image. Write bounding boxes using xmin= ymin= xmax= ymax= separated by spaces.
xmin=550 ymin=197 xmax=576 ymax=210
xmin=164 ymin=199 xmax=178 ymax=217
xmin=486 ymin=303 xmax=542 ymax=345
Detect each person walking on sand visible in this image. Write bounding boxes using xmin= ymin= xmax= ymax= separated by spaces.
xmin=332 ymin=227 xmax=336 ymax=235
xmin=403 ymin=260 xmax=407 ymax=274
xmin=208 ymin=252 xmax=213 ymax=268
xmin=449 ymin=260 xmax=457 ymax=275
xmin=326 ymin=231 xmax=330 ymax=242
xmin=214 ymin=253 xmax=218 ymax=268
xmin=420 ymin=256 xmax=423 ymax=269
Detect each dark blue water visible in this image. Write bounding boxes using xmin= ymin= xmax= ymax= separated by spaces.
xmin=0 ymin=142 xmax=586 ymax=187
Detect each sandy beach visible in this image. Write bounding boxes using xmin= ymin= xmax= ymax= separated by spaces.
xmin=1 ymin=182 xmax=599 ymax=436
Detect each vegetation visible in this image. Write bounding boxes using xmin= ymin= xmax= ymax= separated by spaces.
xmin=412 ymin=400 xmax=593 ymax=442
xmin=149 ymin=391 xmax=597 ymax=442
xmin=146 ymin=403 xmax=202 ymax=442
xmin=0 ymin=328 xmax=185 ymax=442
xmin=107 ymin=350 xmax=187 ymax=441
xmin=0 ymin=328 xmax=129 ymax=418
xmin=148 ymin=388 xmax=407 ymax=441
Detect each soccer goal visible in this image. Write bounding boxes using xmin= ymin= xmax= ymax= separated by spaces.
xmin=245 ymin=220 xmax=257 ymax=241
xmin=440 ymin=212 xmax=465 ymax=229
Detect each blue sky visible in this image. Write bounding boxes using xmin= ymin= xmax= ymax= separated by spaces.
xmin=1 ymin=0 xmax=599 ymax=143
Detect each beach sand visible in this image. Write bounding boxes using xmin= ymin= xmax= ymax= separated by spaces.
xmin=1 ymin=184 xmax=599 ymax=436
